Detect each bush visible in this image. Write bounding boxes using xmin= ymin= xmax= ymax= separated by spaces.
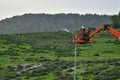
xmin=114 ymin=40 xmax=120 ymax=44
xmin=94 ymin=53 xmax=100 ymax=56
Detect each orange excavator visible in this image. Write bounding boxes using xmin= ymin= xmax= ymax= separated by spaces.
xmin=72 ymin=24 xmax=120 ymax=44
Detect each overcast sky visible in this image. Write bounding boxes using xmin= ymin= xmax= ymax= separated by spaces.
xmin=0 ymin=0 xmax=120 ymax=20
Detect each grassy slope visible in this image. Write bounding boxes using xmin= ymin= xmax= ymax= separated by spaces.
xmin=0 ymin=31 xmax=120 ymax=80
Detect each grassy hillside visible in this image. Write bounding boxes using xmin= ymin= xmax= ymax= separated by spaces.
xmin=0 ymin=13 xmax=110 ymax=34
xmin=0 ymin=31 xmax=120 ymax=80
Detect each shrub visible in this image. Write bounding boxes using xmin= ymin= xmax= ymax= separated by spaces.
xmin=94 ymin=53 xmax=100 ymax=56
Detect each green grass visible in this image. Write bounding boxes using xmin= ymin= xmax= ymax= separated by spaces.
xmin=0 ymin=31 xmax=120 ymax=80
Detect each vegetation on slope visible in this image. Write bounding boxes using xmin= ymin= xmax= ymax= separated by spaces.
xmin=111 ymin=12 xmax=120 ymax=28
xmin=0 ymin=13 xmax=110 ymax=34
xmin=0 ymin=31 xmax=120 ymax=80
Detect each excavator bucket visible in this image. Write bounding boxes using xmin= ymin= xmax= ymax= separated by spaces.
xmin=72 ymin=29 xmax=91 ymax=44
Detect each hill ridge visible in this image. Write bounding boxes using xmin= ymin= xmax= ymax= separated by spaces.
xmin=0 ymin=13 xmax=110 ymax=34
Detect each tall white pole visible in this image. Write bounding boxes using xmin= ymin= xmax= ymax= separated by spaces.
xmin=74 ymin=43 xmax=76 ymax=80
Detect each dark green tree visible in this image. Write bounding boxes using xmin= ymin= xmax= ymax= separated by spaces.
xmin=111 ymin=12 xmax=120 ymax=28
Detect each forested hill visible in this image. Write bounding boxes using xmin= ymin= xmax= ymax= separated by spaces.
xmin=0 ymin=13 xmax=110 ymax=34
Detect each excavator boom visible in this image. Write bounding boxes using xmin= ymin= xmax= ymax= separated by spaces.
xmin=109 ymin=27 xmax=120 ymax=39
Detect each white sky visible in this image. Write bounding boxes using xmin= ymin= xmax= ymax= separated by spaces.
xmin=0 ymin=0 xmax=120 ymax=20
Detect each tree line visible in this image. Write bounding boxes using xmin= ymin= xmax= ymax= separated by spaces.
xmin=0 ymin=13 xmax=110 ymax=34
xmin=111 ymin=12 xmax=120 ymax=28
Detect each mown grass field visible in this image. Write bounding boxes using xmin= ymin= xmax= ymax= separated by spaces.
xmin=0 ymin=31 xmax=120 ymax=80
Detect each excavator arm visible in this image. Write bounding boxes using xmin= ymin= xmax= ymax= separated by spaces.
xmin=109 ymin=27 xmax=120 ymax=39
xmin=89 ymin=24 xmax=106 ymax=42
